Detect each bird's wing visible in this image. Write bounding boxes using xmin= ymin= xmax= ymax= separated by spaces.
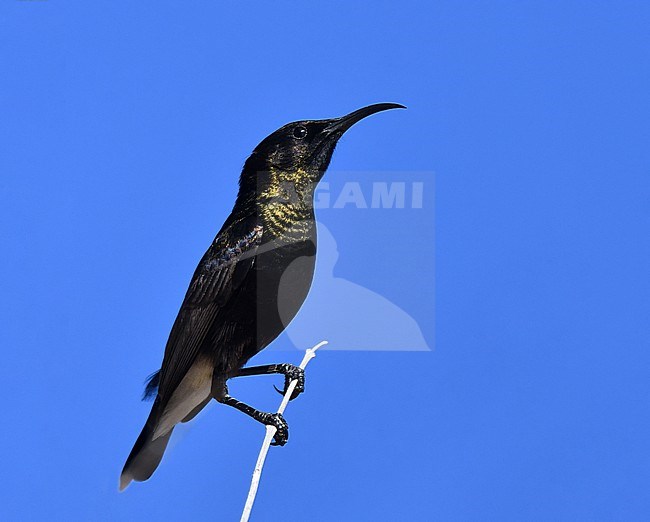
xmin=156 ymin=221 xmax=263 ymax=403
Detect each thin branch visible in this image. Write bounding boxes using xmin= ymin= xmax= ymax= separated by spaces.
xmin=240 ymin=340 xmax=328 ymax=522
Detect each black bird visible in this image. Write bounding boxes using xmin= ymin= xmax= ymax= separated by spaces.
xmin=120 ymin=103 xmax=405 ymax=490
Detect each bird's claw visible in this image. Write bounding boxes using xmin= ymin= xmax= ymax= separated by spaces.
xmin=265 ymin=412 xmax=289 ymax=446
xmin=273 ymin=364 xmax=305 ymax=401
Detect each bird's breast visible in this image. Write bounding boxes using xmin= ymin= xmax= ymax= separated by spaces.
xmin=249 ymin=229 xmax=317 ymax=347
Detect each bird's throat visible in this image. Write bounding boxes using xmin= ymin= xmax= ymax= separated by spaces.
xmin=257 ymin=166 xmax=317 ymax=240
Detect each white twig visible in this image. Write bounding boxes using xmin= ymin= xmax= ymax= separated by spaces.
xmin=240 ymin=340 xmax=328 ymax=522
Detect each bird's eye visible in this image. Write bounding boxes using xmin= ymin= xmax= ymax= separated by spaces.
xmin=293 ymin=126 xmax=308 ymax=139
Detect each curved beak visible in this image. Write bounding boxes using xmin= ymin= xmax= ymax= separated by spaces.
xmin=325 ymin=103 xmax=406 ymax=135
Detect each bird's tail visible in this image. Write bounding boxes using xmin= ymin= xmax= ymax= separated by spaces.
xmin=120 ymin=397 xmax=173 ymax=491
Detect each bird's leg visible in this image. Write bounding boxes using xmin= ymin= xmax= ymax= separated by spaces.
xmin=232 ymin=363 xmax=305 ymax=401
xmin=217 ymin=394 xmax=289 ymax=446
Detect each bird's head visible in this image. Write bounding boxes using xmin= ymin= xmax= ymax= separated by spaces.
xmin=239 ymin=103 xmax=405 ymax=208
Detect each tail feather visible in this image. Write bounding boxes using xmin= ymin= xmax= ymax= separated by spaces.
xmin=120 ymin=397 xmax=172 ymax=491
xmin=121 ymin=359 xmax=215 ymax=490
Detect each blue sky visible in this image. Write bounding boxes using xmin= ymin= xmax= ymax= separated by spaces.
xmin=2 ymin=2 xmax=650 ymax=520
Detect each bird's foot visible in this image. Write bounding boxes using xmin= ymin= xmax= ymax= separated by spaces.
xmin=273 ymin=364 xmax=305 ymax=401
xmin=264 ymin=412 xmax=289 ymax=446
